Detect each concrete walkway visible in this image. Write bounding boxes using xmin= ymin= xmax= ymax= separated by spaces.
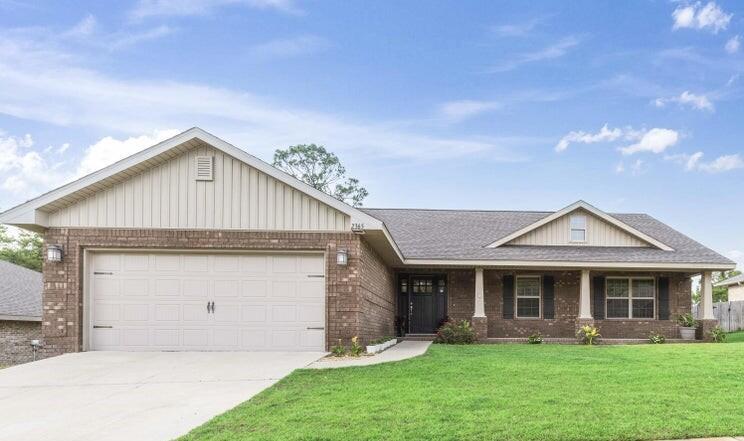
xmin=307 ymin=340 xmax=431 ymax=369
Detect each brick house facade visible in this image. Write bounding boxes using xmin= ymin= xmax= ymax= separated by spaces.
xmin=0 ymin=321 xmax=42 ymax=365
xmin=1 ymin=128 xmax=733 ymax=356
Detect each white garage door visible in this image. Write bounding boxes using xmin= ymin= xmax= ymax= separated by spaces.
xmin=89 ymin=252 xmax=325 ymax=351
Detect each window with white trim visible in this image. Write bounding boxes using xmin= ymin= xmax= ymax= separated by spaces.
xmin=606 ymin=277 xmax=655 ymax=319
xmin=515 ymin=276 xmax=541 ymax=318
xmin=570 ymin=215 xmax=587 ymax=242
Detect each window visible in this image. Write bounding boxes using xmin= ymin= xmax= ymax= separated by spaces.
xmin=516 ymin=276 xmax=541 ymax=318
xmin=412 ymin=278 xmax=433 ymax=294
xmin=606 ymin=277 xmax=655 ymax=319
xmin=570 ymin=215 xmax=587 ymax=242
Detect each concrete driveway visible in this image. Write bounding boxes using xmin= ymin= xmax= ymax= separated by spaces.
xmin=0 ymin=351 xmax=325 ymax=441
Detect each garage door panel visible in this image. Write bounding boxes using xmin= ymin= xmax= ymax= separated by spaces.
xmin=123 ymin=304 xmax=149 ymax=321
xmin=242 ymin=280 xmax=267 ymax=297
xmin=155 ymin=279 xmax=181 ymax=297
xmin=91 ymin=252 xmax=325 ymax=352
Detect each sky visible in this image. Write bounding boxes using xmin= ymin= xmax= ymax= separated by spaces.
xmin=0 ymin=0 xmax=742 ymax=269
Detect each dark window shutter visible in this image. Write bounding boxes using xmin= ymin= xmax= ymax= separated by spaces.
xmin=502 ymin=275 xmax=514 ymax=319
xmin=658 ymin=277 xmax=670 ymax=320
xmin=592 ymin=276 xmax=606 ymax=320
xmin=543 ymin=275 xmax=555 ymax=319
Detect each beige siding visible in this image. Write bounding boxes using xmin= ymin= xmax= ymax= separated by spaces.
xmin=729 ymin=285 xmax=744 ymax=302
xmin=508 ymin=209 xmax=649 ymax=247
xmin=48 ymin=146 xmax=350 ymax=231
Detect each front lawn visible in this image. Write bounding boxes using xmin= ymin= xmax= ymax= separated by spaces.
xmin=181 ymin=342 xmax=744 ymax=441
xmin=727 ymin=330 xmax=744 ymax=343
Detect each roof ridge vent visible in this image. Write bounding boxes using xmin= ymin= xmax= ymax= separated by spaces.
xmin=195 ymin=155 xmax=214 ymax=181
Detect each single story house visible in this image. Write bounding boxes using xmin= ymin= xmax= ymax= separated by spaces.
xmin=0 ymin=260 xmax=42 ymax=364
xmin=714 ymin=273 xmax=744 ymax=302
xmin=0 ymin=128 xmax=734 ymax=355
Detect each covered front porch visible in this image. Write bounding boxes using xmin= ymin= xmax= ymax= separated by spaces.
xmin=395 ymin=267 xmax=718 ymax=341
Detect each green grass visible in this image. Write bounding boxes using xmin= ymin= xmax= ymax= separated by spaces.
xmin=727 ymin=330 xmax=744 ymax=343
xmin=181 ymin=342 xmax=744 ymax=441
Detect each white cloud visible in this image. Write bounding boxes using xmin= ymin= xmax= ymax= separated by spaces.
xmin=653 ymin=91 xmax=714 ymax=111
xmin=60 ymin=14 xmax=175 ymax=50
xmin=615 ymin=161 xmax=625 ymax=174
xmin=620 ymin=128 xmax=679 ymax=155
xmin=77 ymin=130 xmax=181 ymax=177
xmin=129 ymin=0 xmax=301 ymax=20
xmin=249 ymin=35 xmax=329 ymax=59
xmin=615 ymin=159 xmax=647 ymax=175
xmin=555 ymin=124 xmax=628 ymax=152
xmin=0 ymin=133 xmax=65 ymax=195
xmin=491 ymin=17 xmax=545 ymax=38
xmin=672 ymin=2 xmax=732 ymax=34
xmin=65 ymin=14 xmax=97 ymax=38
xmin=488 ymin=36 xmax=580 ymax=72
xmin=665 ymin=151 xmax=744 ymax=173
xmin=725 ymin=35 xmax=741 ymax=54
xmin=439 ymin=100 xmax=501 ymax=122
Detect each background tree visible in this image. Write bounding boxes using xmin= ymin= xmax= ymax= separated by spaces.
xmin=0 ymin=225 xmax=43 ymax=272
xmin=692 ymin=269 xmax=742 ymax=304
xmin=273 ymin=144 xmax=368 ymax=207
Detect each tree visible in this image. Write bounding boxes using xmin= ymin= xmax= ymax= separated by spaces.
xmin=0 ymin=225 xmax=43 ymax=272
xmin=713 ymin=270 xmax=742 ymax=303
xmin=273 ymin=144 xmax=369 ymax=207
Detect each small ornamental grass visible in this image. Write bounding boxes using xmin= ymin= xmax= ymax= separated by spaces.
xmin=710 ymin=326 xmax=726 ymax=343
xmin=677 ymin=313 xmax=698 ymax=328
xmin=434 ymin=320 xmax=476 ymax=344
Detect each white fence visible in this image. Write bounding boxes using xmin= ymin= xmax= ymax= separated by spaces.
xmin=692 ymin=300 xmax=744 ymax=332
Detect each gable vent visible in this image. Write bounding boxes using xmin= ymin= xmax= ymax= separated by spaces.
xmin=195 ymin=156 xmax=214 ymax=181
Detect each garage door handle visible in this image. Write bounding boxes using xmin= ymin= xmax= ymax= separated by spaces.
xmin=306 ymin=327 xmax=324 ymax=330
xmin=93 ymin=325 xmax=113 ymax=329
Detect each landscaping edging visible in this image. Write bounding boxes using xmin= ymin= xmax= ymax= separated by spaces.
xmin=366 ymin=338 xmax=398 ymax=354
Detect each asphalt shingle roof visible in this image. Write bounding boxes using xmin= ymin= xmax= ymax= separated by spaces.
xmin=361 ymin=208 xmax=733 ymax=265
xmin=714 ymin=273 xmax=744 ymax=286
xmin=0 ymin=260 xmax=42 ymax=319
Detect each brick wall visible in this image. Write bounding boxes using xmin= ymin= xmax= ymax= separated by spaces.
xmin=396 ymin=268 xmax=693 ymax=340
xmin=42 ymin=228 xmax=395 ymax=355
xmin=0 ymin=320 xmax=42 ymax=365
xmin=358 ymin=239 xmax=396 ymax=343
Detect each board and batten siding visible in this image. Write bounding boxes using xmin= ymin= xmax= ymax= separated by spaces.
xmin=507 ymin=209 xmax=649 ymax=247
xmin=47 ymin=146 xmax=350 ymax=231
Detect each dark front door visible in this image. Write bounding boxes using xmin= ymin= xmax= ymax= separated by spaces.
xmin=406 ymin=276 xmax=446 ymax=334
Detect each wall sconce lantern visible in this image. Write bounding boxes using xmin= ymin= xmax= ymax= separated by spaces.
xmin=47 ymin=244 xmax=63 ymax=263
xmin=336 ymin=249 xmax=348 ymax=266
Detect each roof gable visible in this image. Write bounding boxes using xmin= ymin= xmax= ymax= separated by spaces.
xmin=486 ymin=201 xmax=674 ymax=251
xmin=0 ymin=128 xmax=383 ymax=232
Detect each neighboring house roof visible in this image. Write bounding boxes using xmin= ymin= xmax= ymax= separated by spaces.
xmin=0 ymin=260 xmax=42 ymax=321
xmin=714 ymin=273 xmax=744 ymax=287
xmin=362 ymin=207 xmax=734 ymax=269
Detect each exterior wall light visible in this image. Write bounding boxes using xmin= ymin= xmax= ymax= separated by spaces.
xmin=336 ymin=249 xmax=348 ymax=266
xmin=47 ymin=244 xmax=63 ymax=263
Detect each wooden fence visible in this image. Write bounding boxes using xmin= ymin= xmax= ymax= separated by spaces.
xmin=692 ymin=300 xmax=744 ymax=332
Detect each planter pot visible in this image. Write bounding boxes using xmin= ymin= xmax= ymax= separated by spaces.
xmin=679 ymin=327 xmax=696 ymax=340
xmin=366 ymin=344 xmax=381 ymax=354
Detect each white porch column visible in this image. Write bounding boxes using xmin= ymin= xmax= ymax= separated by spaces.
xmin=701 ymin=271 xmax=715 ymax=320
xmin=474 ymin=267 xmax=485 ymax=317
xmin=579 ymin=269 xmax=593 ymax=319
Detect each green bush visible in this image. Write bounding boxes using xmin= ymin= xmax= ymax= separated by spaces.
xmin=710 ymin=326 xmax=726 ymax=343
xmin=648 ymin=332 xmax=666 ymax=344
xmin=349 ymin=336 xmax=364 ymax=356
xmin=677 ymin=313 xmax=698 ymax=328
xmin=527 ymin=332 xmax=543 ymax=344
xmin=576 ymin=325 xmax=601 ymax=345
xmin=330 ymin=339 xmax=346 ymax=357
xmin=434 ymin=320 xmax=476 ymax=344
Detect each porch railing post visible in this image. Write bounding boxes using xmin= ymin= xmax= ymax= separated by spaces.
xmin=472 ymin=267 xmax=488 ymax=340
xmin=579 ymin=269 xmax=593 ymax=320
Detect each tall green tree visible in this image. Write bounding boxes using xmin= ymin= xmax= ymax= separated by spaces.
xmin=273 ymin=144 xmax=369 ymax=207
xmin=0 ymin=225 xmax=43 ymax=272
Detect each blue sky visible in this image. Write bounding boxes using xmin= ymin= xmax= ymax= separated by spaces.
xmin=0 ymin=0 xmax=743 ymax=268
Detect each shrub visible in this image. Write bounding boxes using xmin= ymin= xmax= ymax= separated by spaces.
xmin=330 ymin=339 xmax=346 ymax=357
xmin=576 ymin=325 xmax=601 ymax=345
xmin=677 ymin=313 xmax=698 ymax=328
xmin=527 ymin=332 xmax=543 ymax=344
xmin=710 ymin=326 xmax=726 ymax=343
xmin=349 ymin=336 xmax=364 ymax=356
xmin=649 ymin=332 xmax=666 ymax=344
xmin=434 ymin=320 xmax=476 ymax=344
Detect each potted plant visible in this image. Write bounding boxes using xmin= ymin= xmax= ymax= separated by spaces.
xmin=677 ymin=313 xmax=698 ymax=340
